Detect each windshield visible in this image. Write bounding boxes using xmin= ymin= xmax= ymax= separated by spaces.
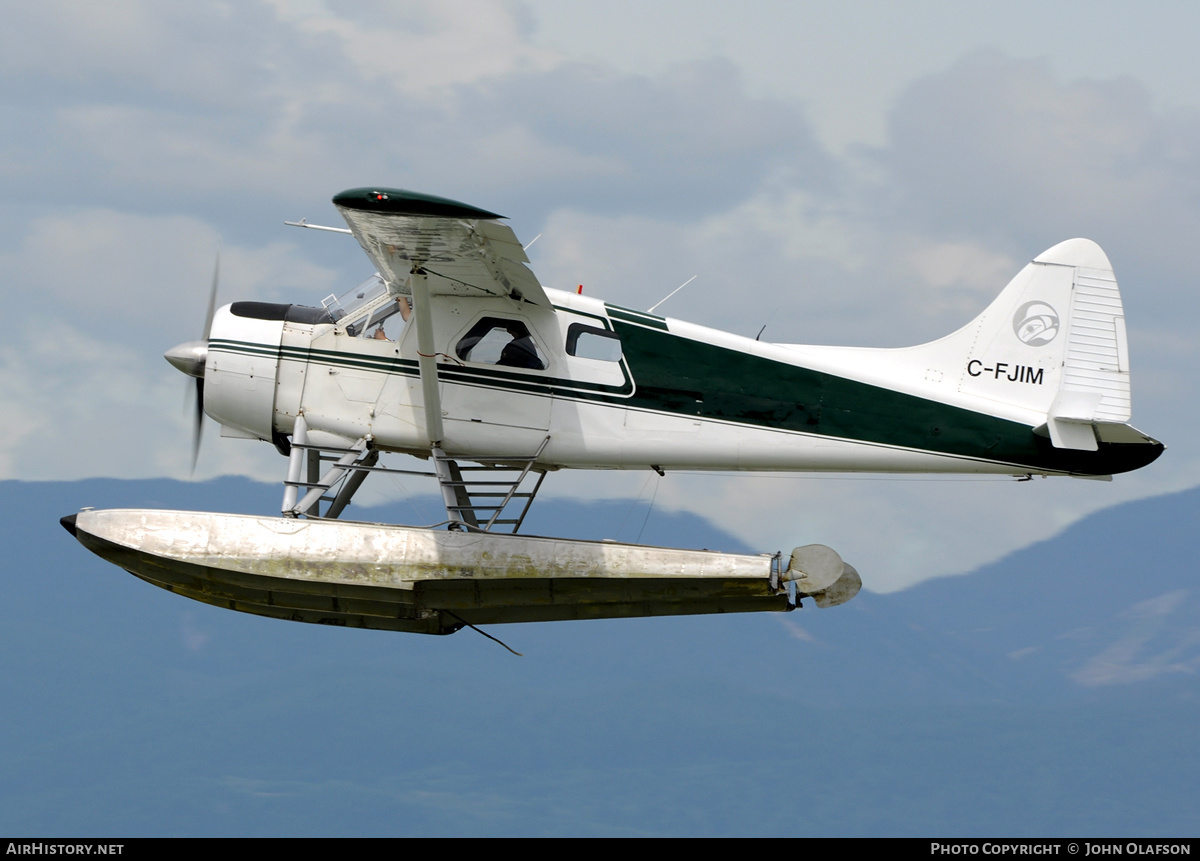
xmin=321 ymin=273 xmax=387 ymax=322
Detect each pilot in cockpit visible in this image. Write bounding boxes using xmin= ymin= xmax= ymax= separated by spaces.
xmin=370 ymin=296 xmax=413 ymax=340
xmin=497 ymin=322 xmax=544 ymax=369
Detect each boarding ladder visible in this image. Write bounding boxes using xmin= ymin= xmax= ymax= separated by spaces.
xmin=432 ymin=437 xmax=549 ymax=533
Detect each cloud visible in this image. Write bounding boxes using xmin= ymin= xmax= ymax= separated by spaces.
xmin=0 ymin=3 xmax=283 ymax=108
xmin=0 ymin=316 xmax=289 ymax=483
xmin=0 ymin=209 xmax=340 ymax=352
xmin=2 ymin=2 xmax=826 ymax=230
xmin=276 ymin=0 xmax=560 ymax=96
xmin=877 ymin=50 xmax=1200 ymax=262
xmin=0 ymin=206 xmax=345 ymax=483
xmin=0 ymin=324 xmax=182 ymax=479
xmin=458 ymin=57 xmax=829 ymax=218
xmin=528 ymin=185 xmax=1023 ymax=351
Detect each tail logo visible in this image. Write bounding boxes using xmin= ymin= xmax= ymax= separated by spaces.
xmin=1013 ymin=301 xmax=1060 ymax=346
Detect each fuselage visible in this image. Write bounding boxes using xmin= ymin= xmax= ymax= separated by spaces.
xmin=201 ymin=284 xmax=1161 ymax=478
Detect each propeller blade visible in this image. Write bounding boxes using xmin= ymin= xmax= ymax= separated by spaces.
xmin=191 ymin=247 xmax=219 ymax=474
xmin=202 ymin=247 xmax=220 ymax=341
xmin=191 ymin=377 xmax=205 ymax=475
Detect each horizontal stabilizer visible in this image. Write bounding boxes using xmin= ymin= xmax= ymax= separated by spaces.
xmin=1048 ymin=419 xmax=1098 ymax=451
xmin=1034 ymin=417 xmax=1162 ymax=455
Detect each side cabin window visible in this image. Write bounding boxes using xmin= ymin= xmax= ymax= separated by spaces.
xmin=566 ymin=323 xmax=622 ymax=362
xmin=455 ymin=318 xmax=547 ymax=370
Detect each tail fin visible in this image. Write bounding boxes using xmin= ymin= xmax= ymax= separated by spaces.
xmin=924 ymin=239 xmax=1132 ymax=450
xmin=778 ymin=238 xmax=1153 ymax=454
xmin=950 ymin=239 xmax=1128 ymax=448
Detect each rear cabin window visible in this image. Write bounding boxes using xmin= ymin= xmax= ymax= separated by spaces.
xmin=455 ymin=318 xmax=547 ymax=370
xmin=566 ymin=323 xmax=622 ymax=362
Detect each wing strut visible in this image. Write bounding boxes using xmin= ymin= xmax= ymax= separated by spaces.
xmin=407 ymin=264 xmax=512 ymax=532
xmin=280 ymin=415 xmax=437 ymax=519
xmin=409 ymin=267 xmax=445 ymax=446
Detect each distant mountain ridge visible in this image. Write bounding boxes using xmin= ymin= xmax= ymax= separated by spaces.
xmin=883 ymin=485 xmax=1200 ymax=699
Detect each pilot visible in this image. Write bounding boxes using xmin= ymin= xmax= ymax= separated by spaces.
xmin=498 ymin=322 xmax=545 ymax=370
xmin=370 ymin=297 xmax=413 ymax=341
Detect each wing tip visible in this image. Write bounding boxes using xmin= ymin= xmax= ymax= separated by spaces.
xmin=333 ymin=187 xmax=503 ymax=220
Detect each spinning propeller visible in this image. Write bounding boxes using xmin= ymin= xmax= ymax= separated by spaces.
xmin=164 ymin=251 xmax=220 ymax=472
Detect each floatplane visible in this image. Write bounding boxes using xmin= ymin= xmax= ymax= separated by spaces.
xmin=62 ymin=188 xmax=1163 ymax=636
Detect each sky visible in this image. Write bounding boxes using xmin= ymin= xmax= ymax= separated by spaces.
xmin=2 ymin=0 xmax=1198 ymax=591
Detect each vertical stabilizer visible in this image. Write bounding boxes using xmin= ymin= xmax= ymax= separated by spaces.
xmin=945 ymin=239 xmax=1131 ymax=450
xmin=776 ymin=237 xmax=1151 ymax=457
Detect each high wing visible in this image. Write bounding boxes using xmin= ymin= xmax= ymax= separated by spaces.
xmin=332 ymin=188 xmax=555 ymax=517
xmin=333 ymin=187 xmax=550 ymax=308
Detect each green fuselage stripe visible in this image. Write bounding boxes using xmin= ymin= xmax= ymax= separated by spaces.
xmin=603 ymin=320 xmax=1156 ymax=475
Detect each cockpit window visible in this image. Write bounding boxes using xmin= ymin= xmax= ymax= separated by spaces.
xmin=345 ymin=297 xmax=410 ymax=339
xmin=321 ymin=273 xmax=413 ymax=340
xmin=322 ymin=273 xmax=387 ymax=322
xmin=566 ymin=323 xmax=622 ymax=362
xmin=456 ymin=318 xmax=547 ymax=370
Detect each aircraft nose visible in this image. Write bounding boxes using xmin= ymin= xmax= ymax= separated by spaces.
xmin=164 ymin=340 xmax=208 ymax=378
